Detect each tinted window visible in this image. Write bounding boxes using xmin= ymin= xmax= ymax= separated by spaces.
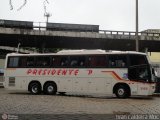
xmin=52 ymin=56 xmax=61 ymax=67
xmin=19 ymin=56 xmax=51 ymax=68
xmin=88 ymin=55 xmax=106 ymax=67
xmin=60 ymin=56 xmax=69 ymax=67
xmin=52 ymin=56 xmax=69 ymax=67
xmin=19 ymin=57 xmax=27 ymax=67
xmin=26 ymin=57 xmax=35 ymax=67
xmin=19 ymin=56 xmax=35 ymax=67
xmin=129 ymin=55 xmax=147 ymax=66
xmin=128 ymin=65 xmax=151 ymax=81
xmin=8 ymin=57 xmax=19 ymax=68
xmin=108 ymin=55 xmax=127 ymax=68
xmin=70 ymin=56 xmax=86 ymax=67
xmin=35 ymin=56 xmax=50 ymax=67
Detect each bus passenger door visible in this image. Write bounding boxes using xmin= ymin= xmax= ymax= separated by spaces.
xmin=128 ymin=66 xmax=138 ymax=95
xmin=128 ymin=65 xmax=150 ymax=95
xmin=137 ymin=66 xmax=151 ymax=95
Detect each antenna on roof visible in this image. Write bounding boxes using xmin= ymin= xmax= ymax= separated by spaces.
xmin=43 ymin=0 xmax=51 ymax=23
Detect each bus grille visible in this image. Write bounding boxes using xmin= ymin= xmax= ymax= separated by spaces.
xmin=9 ymin=77 xmax=15 ymax=86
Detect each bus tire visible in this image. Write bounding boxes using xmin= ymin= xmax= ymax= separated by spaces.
xmin=29 ymin=82 xmax=41 ymax=95
xmin=115 ymin=85 xmax=129 ymax=98
xmin=44 ymin=82 xmax=57 ymax=95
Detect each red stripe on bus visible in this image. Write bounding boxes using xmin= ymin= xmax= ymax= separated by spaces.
xmin=101 ymin=71 xmax=156 ymax=84
xmin=101 ymin=71 xmax=123 ymax=80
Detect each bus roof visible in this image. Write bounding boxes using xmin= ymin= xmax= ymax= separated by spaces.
xmin=6 ymin=50 xmax=147 ymax=56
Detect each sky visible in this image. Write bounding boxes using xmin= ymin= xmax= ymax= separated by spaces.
xmin=0 ymin=0 xmax=160 ymax=31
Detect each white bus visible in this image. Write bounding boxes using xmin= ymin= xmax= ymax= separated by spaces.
xmin=4 ymin=50 xmax=156 ymax=98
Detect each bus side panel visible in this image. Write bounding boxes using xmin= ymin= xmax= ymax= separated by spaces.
xmin=137 ymin=83 xmax=155 ymax=96
xmin=55 ymin=77 xmax=73 ymax=92
xmin=86 ymin=69 xmax=113 ymax=95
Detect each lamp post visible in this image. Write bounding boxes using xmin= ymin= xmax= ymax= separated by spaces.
xmin=136 ymin=0 xmax=139 ymax=52
xmin=44 ymin=12 xmax=52 ymax=23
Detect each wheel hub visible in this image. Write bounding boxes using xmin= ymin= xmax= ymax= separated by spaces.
xmin=32 ymin=86 xmax=38 ymax=93
xmin=48 ymin=86 xmax=54 ymax=93
xmin=118 ymin=88 xmax=125 ymax=96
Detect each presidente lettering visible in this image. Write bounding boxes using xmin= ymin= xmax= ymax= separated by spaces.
xmin=27 ymin=69 xmax=93 ymax=76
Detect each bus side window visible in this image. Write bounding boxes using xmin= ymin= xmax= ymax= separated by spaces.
xmin=52 ymin=57 xmax=61 ymax=67
xmin=109 ymin=61 xmax=115 ymax=67
xmin=27 ymin=61 xmax=34 ymax=66
xmin=79 ymin=56 xmax=86 ymax=67
xmin=60 ymin=57 xmax=68 ymax=67
xmin=108 ymin=55 xmax=127 ymax=68
xmin=26 ymin=57 xmax=34 ymax=67
xmin=70 ymin=56 xmax=78 ymax=67
xmin=69 ymin=56 xmax=86 ymax=67
xmin=88 ymin=56 xmax=106 ymax=68
xmin=35 ymin=56 xmax=50 ymax=67
xmin=80 ymin=61 xmax=84 ymax=66
xmin=88 ymin=56 xmax=96 ymax=67
xmin=7 ymin=57 xmax=19 ymax=68
xmin=19 ymin=57 xmax=27 ymax=67
xmin=97 ymin=56 xmax=106 ymax=67
xmin=70 ymin=60 xmax=78 ymax=66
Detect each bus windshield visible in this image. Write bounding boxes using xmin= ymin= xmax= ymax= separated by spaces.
xmin=128 ymin=54 xmax=154 ymax=83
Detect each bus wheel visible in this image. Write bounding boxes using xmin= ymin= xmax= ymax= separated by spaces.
xmin=44 ymin=82 xmax=57 ymax=95
xmin=115 ymin=85 xmax=129 ymax=98
xmin=29 ymin=82 xmax=41 ymax=95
